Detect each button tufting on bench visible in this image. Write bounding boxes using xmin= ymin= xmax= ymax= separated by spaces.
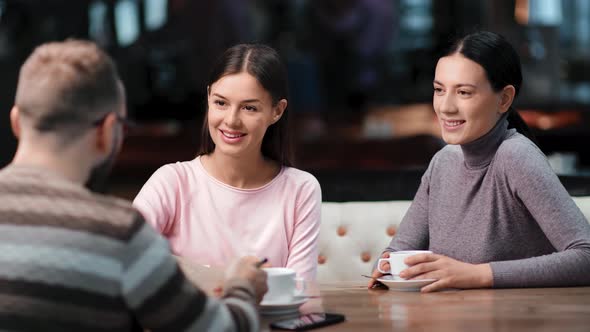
xmin=318 ymin=198 xmax=590 ymax=282
xmin=386 ymin=226 xmax=396 ymax=237
xmin=319 ymin=201 xmax=413 ymax=282
xmin=361 ymin=252 xmax=371 ymax=262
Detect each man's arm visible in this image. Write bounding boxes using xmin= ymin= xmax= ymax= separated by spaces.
xmin=120 ymin=217 xmax=259 ymax=332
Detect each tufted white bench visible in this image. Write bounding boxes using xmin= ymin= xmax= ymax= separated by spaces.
xmin=317 ymin=197 xmax=590 ymax=283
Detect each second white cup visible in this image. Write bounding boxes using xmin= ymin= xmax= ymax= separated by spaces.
xmin=378 ymin=250 xmax=433 ymax=279
xmin=262 ymin=267 xmax=305 ymax=304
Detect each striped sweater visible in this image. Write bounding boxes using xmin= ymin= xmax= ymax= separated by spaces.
xmin=0 ymin=165 xmax=259 ymax=331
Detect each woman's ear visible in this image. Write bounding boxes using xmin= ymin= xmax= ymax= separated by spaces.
xmin=499 ymin=85 xmax=516 ymax=114
xmin=10 ymin=106 xmax=21 ymax=139
xmin=272 ymin=99 xmax=288 ymax=123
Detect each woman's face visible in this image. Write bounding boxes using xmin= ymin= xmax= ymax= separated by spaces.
xmin=207 ymin=72 xmax=286 ymax=159
xmin=433 ymin=53 xmax=510 ymax=145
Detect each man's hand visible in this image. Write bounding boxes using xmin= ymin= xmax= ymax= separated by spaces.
xmin=225 ymin=256 xmax=268 ymax=303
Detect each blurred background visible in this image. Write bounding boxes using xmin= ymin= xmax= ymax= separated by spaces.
xmin=1 ymin=0 xmax=589 ymax=200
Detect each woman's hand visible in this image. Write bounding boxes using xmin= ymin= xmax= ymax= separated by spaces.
xmin=367 ymin=251 xmax=390 ymax=288
xmin=401 ymin=253 xmax=493 ymax=292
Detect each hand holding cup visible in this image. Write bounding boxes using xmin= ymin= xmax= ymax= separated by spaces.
xmin=368 ymin=250 xmax=433 ymax=288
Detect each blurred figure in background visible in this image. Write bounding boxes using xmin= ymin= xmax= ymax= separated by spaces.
xmin=297 ymin=0 xmax=395 ymax=111
xmin=134 ymin=44 xmax=322 ymax=281
xmin=0 ymin=39 xmax=266 ymax=331
xmin=0 ymin=0 xmax=30 ymax=167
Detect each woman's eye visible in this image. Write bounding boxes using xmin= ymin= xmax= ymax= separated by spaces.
xmin=214 ymin=100 xmax=227 ymax=107
xmin=458 ymin=90 xmax=472 ymax=96
xmin=433 ymin=87 xmax=444 ymax=94
xmin=244 ymin=105 xmax=257 ymax=111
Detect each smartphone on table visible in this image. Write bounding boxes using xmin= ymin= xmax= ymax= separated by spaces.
xmin=269 ymin=313 xmax=345 ymax=331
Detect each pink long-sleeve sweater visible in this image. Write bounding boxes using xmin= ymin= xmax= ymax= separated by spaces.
xmin=133 ymin=157 xmax=321 ymax=281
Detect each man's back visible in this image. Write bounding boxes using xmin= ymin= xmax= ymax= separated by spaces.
xmin=0 ymin=165 xmax=259 ymax=331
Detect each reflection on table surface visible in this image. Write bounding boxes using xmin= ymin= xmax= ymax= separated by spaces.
xmin=177 ymin=259 xmax=590 ymax=332
xmin=264 ymin=281 xmax=590 ymax=332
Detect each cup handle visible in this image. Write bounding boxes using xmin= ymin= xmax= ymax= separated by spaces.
xmin=294 ymin=277 xmax=306 ymax=297
xmin=377 ymin=258 xmax=390 ymax=274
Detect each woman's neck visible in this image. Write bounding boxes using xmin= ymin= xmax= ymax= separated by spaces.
xmin=460 ymin=113 xmax=509 ymax=169
xmin=201 ymin=151 xmax=280 ymax=189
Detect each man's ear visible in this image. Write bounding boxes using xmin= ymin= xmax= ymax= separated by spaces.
xmin=499 ymin=85 xmax=516 ymax=114
xmin=10 ymin=106 xmax=21 ymax=139
xmin=272 ymin=99 xmax=287 ymax=124
xmin=94 ymin=113 xmax=118 ymax=154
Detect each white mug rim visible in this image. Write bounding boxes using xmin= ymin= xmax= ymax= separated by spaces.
xmin=263 ymin=267 xmax=297 ymax=276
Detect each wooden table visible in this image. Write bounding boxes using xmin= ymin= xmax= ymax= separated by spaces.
xmin=177 ymin=260 xmax=590 ymax=332
xmin=262 ymin=282 xmax=590 ymax=332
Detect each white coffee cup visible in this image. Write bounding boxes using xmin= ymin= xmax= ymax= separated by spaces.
xmin=378 ymin=250 xmax=433 ymax=279
xmin=262 ymin=267 xmax=305 ymax=303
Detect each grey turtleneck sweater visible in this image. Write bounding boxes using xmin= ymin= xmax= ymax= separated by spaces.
xmin=383 ymin=116 xmax=590 ymax=287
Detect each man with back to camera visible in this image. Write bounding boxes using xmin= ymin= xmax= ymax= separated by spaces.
xmin=0 ymin=39 xmax=267 ymax=331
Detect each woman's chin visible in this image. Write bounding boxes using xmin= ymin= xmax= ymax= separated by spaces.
xmin=442 ymin=136 xmax=462 ymax=145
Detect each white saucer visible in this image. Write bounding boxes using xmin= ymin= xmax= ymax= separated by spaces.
xmin=376 ymin=276 xmax=437 ymax=291
xmin=259 ymin=297 xmax=308 ymax=315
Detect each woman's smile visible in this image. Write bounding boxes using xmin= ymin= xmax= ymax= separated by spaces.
xmin=219 ymin=129 xmax=247 ymax=144
xmin=441 ymin=119 xmax=466 ymax=131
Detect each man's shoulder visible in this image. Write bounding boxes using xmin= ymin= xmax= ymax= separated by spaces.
xmin=0 ymin=168 xmax=143 ymax=240
xmin=92 ymin=193 xmax=139 ymax=219
xmin=81 ymin=192 xmax=146 ymax=240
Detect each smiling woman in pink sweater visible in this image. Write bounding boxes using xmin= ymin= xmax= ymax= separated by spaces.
xmin=134 ymin=44 xmax=321 ymax=281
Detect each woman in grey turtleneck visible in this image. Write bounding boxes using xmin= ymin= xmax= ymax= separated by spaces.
xmin=369 ymin=31 xmax=590 ymax=292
